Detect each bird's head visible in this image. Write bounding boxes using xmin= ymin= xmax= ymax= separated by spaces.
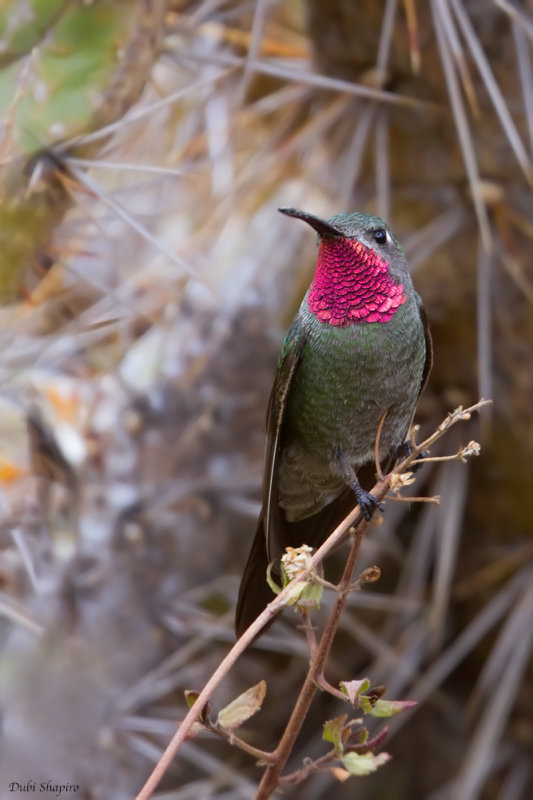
xmin=279 ymin=207 xmax=410 ymax=327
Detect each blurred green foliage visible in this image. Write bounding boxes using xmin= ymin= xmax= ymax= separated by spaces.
xmin=0 ymin=0 xmax=165 ymax=301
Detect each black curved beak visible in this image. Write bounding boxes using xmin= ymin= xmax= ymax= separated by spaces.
xmin=278 ymin=207 xmax=342 ymax=237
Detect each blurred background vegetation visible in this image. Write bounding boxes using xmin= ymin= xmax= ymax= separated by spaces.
xmin=0 ymin=1 xmax=532 ymax=798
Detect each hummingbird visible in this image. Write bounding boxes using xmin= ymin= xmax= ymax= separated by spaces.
xmin=235 ymin=208 xmax=432 ymax=637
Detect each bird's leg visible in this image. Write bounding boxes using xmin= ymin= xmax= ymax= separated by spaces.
xmin=334 ymin=447 xmax=384 ymax=521
xmin=395 ymin=440 xmax=429 ymax=473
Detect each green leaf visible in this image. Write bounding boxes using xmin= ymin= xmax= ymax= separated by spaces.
xmin=184 ymin=690 xmax=199 ymax=710
xmin=340 ymin=678 xmax=370 ymax=706
xmin=358 ymin=696 xmax=373 ymax=714
xmin=290 ymin=580 xmax=323 ymax=609
xmin=347 ymin=726 xmax=369 ymax=746
xmin=266 ymin=562 xmax=282 ymax=595
xmin=217 ymin=680 xmax=266 ymax=730
xmin=184 ymin=690 xmax=209 ymax=725
xmin=273 ymin=574 xmax=323 ymax=609
xmin=323 ymin=714 xmax=348 ymax=756
xmin=341 ymin=751 xmax=391 ymax=776
xmin=369 ymin=699 xmax=417 ymax=718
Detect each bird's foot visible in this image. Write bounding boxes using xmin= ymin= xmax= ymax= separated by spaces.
xmin=395 ymin=441 xmax=429 ymax=474
xmin=355 ymin=486 xmax=385 ymax=521
xmin=334 ymin=446 xmax=385 ymax=521
xmin=395 ymin=440 xmax=412 ymax=461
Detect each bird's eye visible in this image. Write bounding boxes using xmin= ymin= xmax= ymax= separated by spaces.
xmin=372 ymin=228 xmax=388 ymax=245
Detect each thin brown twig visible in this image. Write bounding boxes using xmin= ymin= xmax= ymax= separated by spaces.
xmin=298 ymin=609 xmax=319 ymax=656
xmin=399 ymin=400 xmax=490 ymax=463
xmin=374 ymin=408 xmax=389 ymax=481
xmin=414 ymin=455 xmax=469 ymax=463
xmin=209 ymin=723 xmax=276 ymax=764
xmin=135 ymin=485 xmax=380 ymax=800
xmin=277 ymin=747 xmax=338 ymax=786
xmin=255 ymin=512 xmax=375 ymax=799
xmin=278 ymin=724 xmax=390 ymax=786
xmin=388 ymin=494 xmax=441 ymax=504
xmin=135 ymin=399 xmax=489 ymax=799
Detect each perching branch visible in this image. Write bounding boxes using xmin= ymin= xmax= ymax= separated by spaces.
xmin=255 ymin=509 xmax=374 ymax=798
xmin=135 ymin=399 xmax=489 ymax=800
xmin=135 ymin=481 xmax=373 ymax=800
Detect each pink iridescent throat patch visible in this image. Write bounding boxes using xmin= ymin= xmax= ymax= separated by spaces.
xmin=308 ymin=237 xmax=406 ymax=326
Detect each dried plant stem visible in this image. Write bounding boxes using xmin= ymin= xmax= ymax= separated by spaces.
xmin=135 ymin=485 xmax=380 ymax=800
xmin=210 ymin=724 xmax=277 ymax=764
xmin=278 ymin=748 xmax=338 ymax=786
xmin=278 ymin=726 xmax=388 ymax=787
xmin=255 ymin=506 xmax=377 ymax=799
xmin=136 ymin=400 xmax=488 ymax=800
xmin=389 ymin=494 xmax=441 ymax=504
xmin=374 ymin=408 xmax=389 ymax=480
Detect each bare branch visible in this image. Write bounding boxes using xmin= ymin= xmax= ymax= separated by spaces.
xmin=135 ymin=401 xmax=488 ymax=799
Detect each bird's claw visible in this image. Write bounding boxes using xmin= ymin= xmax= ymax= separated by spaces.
xmin=411 ymin=449 xmax=429 ymax=473
xmin=357 ymin=489 xmax=385 ymax=521
xmin=334 ymin=447 xmax=385 ymax=521
xmin=395 ymin=441 xmax=413 ymax=461
xmin=395 ymin=441 xmax=429 ymax=474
